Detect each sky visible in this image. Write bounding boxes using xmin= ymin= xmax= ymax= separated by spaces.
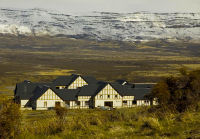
xmin=0 ymin=0 xmax=199 ymax=13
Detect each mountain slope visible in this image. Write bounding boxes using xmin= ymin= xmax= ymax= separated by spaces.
xmin=0 ymin=8 xmax=200 ymax=41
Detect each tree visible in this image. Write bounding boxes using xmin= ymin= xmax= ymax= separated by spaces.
xmin=151 ymin=81 xmax=170 ymax=105
xmin=150 ymin=69 xmax=200 ymax=112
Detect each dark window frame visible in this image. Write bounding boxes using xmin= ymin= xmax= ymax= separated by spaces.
xmin=132 ymin=100 xmax=137 ymax=105
xmin=123 ymin=100 xmax=127 ymax=105
xmin=85 ymin=101 xmax=89 ymax=106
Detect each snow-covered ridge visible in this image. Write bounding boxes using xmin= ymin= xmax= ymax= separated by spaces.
xmin=0 ymin=8 xmax=200 ymax=41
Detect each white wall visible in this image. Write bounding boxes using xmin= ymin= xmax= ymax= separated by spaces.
xmin=36 ymin=100 xmax=64 ymax=110
xmin=68 ymin=76 xmax=88 ymax=89
xmin=21 ymin=100 xmax=29 ymax=108
xmin=94 ymin=84 xmax=124 ymax=108
xmin=78 ymin=96 xmax=91 ymax=108
xmin=36 ymin=88 xmax=64 ymax=110
xmin=136 ymin=100 xmax=151 ymax=106
xmin=95 ymin=99 xmax=122 ymax=108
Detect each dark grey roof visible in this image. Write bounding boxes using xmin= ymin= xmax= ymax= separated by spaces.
xmin=52 ymin=76 xmax=73 ymax=86
xmin=29 ymin=86 xmax=79 ymax=101
xmin=78 ymin=82 xmax=140 ymax=97
xmin=78 ymin=82 xmax=107 ymax=96
xmin=132 ymin=88 xmax=151 ymax=100
xmin=115 ymin=80 xmax=128 ymax=85
xmin=82 ymin=75 xmax=98 ymax=84
xmin=31 ymin=86 xmax=49 ymax=100
xmin=115 ymin=80 xmax=135 ymax=88
xmin=110 ymin=83 xmax=135 ymax=96
xmin=134 ymin=83 xmax=154 ymax=89
xmin=53 ymin=88 xmax=79 ymax=101
xmin=14 ymin=75 xmax=153 ymax=102
xmin=52 ymin=74 xmax=97 ymax=86
xmin=111 ymin=82 xmax=151 ymax=99
xmin=14 ymin=80 xmax=52 ymax=100
xmin=100 ymin=82 xmax=151 ymax=98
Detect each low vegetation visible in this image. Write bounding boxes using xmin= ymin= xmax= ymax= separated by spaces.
xmin=0 ymin=69 xmax=200 ymax=138
xmin=0 ymin=35 xmax=200 ymax=138
xmin=0 ymin=96 xmax=21 ymax=138
xmin=7 ymin=106 xmax=199 ymax=138
xmin=1 ymin=35 xmax=200 ymax=95
xmin=149 ymin=68 xmax=200 ymax=113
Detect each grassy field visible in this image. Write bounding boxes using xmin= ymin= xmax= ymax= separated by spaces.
xmin=16 ymin=107 xmax=200 ymax=139
xmin=0 ymin=35 xmax=200 ymax=138
xmin=0 ymin=35 xmax=200 ymax=95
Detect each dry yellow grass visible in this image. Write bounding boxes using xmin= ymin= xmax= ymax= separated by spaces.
xmin=31 ymin=69 xmax=74 ymax=76
xmin=167 ymin=64 xmax=200 ymax=71
xmin=182 ymin=64 xmax=200 ymax=70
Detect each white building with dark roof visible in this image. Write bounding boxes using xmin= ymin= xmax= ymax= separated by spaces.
xmin=14 ymin=74 xmax=156 ymax=110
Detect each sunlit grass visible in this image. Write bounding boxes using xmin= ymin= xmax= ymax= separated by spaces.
xmin=31 ymin=69 xmax=74 ymax=76
xmin=182 ymin=64 xmax=200 ymax=70
xmin=17 ymin=107 xmax=200 ymax=138
xmin=0 ymin=35 xmax=200 ymax=93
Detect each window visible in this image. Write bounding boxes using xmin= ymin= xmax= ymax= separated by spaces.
xmin=65 ymin=101 xmax=70 ymax=106
xmin=123 ymin=100 xmax=127 ymax=105
xmin=100 ymin=95 xmax=103 ymax=98
xmin=85 ymin=101 xmax=89 ymax=106
xmin=144 ymin=100 xmax=149 ymax=103
xmin=44 ymin=101 xmax=47 ymax=107
xmin=132 ymin=100 xmax=137 ymax=105
xmin=55 ymin=102 xmax=61 ymax=107
xmin=75 ymin=101 xmax=80 ymax=106
xmin=108 ymin=95 xmax=110 ymax=98
xmin=115 ymin=95 xmax=118 ymax=98
xmin=123 ymin=101 xmax=127 ymax=105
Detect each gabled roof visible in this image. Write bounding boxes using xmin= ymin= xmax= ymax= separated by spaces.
xmin=14 ymin=80 xmax=52 ymax=100
xmin=78 ymin=81 xmax=107 ymax=96
xmin=78 ymin=81 xmax=139 ymax=97
xmin=14 ymin=74 xmax=153 ymax=102
xmin=134 ymin=83 xmax=154 ymax=89
xmin=52 ymin=76 xmax=73 ymax=86
xmin=115 ymin=79 xmax=129 ymax=85
xmin=53 ymin=88 xmax=79 ymax=101
xmin=110 ymin=83 xmax=135 ymax=96
xmin=30 ymin=86 xmax=79 ymax=101
xmin=31 ymin=86 xmax=50 ymax=100
xmin=52 ymin=74 xmax=97 ymax=86
xmin=111 ymin=83 xmax=152 ymax=99
xmin=82 ymin=75 xmax=98 ymax=84
xmin=115 ymin=80 xmax=135 ymax=88
xmin=132 ymin=88 xmax=151 ymax=100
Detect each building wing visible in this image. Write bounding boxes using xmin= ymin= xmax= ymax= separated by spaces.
xmin=52 ymin=74 xmax=97 ymax=89
xmin=14 ymin=80 xmax=52 ymax=100
xmin=53 ymin=88 xmax=79 ymax=101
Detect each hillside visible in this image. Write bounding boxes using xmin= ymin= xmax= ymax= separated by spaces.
xmin=0 ymin=8 xmax=200 ymax=41
xmin=0 ymin=35 xmax=200 ymax=95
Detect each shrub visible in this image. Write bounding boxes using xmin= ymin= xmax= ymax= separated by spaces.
xmin=141 ymin=117 xmax=162 ymax=131
xmin=149 ymin=68 xmax=200 ymax=113
xmin=0 ymin=96 xmax=21 ymax=138
xmin=55 ymin=105 xmax=67 ymax=132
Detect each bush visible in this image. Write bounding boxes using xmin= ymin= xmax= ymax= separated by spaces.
xmin=0 ymin=96 xmax=21 ymax=138
xmin=54 ymin=105 xmax=67 ymax=132
xmin=149 ymin=68 xmax=200 ymax=113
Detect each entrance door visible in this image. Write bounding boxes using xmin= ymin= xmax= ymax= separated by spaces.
xmin=104 ymin=101 xmax=113 ymax=107
xmin=55 ymin=102 xmax=61 ymax=107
